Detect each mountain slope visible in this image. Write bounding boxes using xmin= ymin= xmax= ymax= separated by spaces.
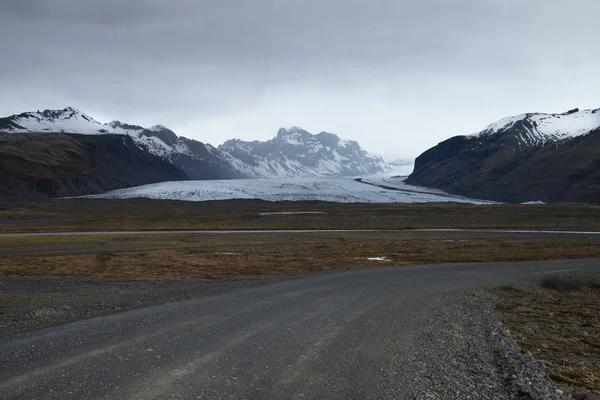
xmin=219 ymin=127 xmax=386 ymax=178
xmin=0 ymin=132 xmax=187 ymax=198
xmin=406 ymin=108 xmax=600 ymax=203
xmin=0 ymin=108 xmax=244 ymax=180
xmin=473 ymin=108 xmax=598 ymax=147
xmin=1 ymin=108 xmax=385 ymax=180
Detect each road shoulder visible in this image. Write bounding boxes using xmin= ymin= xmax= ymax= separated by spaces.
xmin=411 ymin=289 xmax=567 ymax=400
xmin=0 ymin=275 xmax=292 ymax=339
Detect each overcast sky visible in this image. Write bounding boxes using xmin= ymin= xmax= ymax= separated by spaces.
xmin=1 ymin=0 xmax=598 ymax=157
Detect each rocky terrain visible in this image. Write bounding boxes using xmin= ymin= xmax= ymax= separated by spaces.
xmin=407 ymin=108 xmax=600 ymax=203
xmin=219 ymin=127 xmax=386 ymax=178
xmin=0 ymin=132 xmax=186 ymax=198
xmin=0 ymin=108 xmax=387 ymax=198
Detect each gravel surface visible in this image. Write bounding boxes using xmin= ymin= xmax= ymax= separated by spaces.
xmin=0 ymin=276 xmax=289 ymax=338
xmin=412 ymin=290 xmax=567 ymax=400
xmin=1 ymin=259 xmax=598 ymax=399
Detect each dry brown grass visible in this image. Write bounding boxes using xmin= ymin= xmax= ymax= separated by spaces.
xmin=539 ymin=275 xmax=600 ymax=292
xmin=493 ymin=277 xmax=600 ymax=394
xmin=1 ymin=198 xmax=600 ymax=233
xmin=1 ymin=231 xmax=599 ymax=278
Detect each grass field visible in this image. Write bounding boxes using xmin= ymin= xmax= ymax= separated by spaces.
xmin=2 ymin=230 xmax=600 ymax=278
xmin=1 ymin=198 xmax=600 ymax=233
xmin=1 ymin=199 xmax=600 ymax=279
xmin=494 ymin=276 xmax=600 ymax=394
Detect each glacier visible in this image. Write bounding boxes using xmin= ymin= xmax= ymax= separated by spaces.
xmin=87 ymin=175 xmax=494 ymax=204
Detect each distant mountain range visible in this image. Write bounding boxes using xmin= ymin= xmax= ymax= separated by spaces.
xmin=6 ymin=106 xmax=596 ymax=203
xmin=220 ymin=127 xmax=385 ymax=178
xmin=0 ymin=107 xmax=391 ymax=198
xmin=407 ymin=108 xmax=600 ymax=203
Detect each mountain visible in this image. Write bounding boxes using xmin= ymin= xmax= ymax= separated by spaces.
xmin=219 ymin=127 xmax=386 ymax=178
xmin=406 ymin=108 xmax=600 ymax=203
xmin=0 ymin=108 xmax=385 ymax=181
xmin=0 ymin=132 xmax=187 ymax=198
xmin=0 ymin=108 xmax=240 ymax=180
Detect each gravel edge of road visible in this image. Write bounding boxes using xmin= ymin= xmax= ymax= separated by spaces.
xmin=0 ymin=275 xmax=298 ymax=339
xmin=411 ymin=289 xmax=566 ymax=400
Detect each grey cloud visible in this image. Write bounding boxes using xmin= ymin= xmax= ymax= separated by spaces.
xmin=1 ymin=0 xmax=598 ymax=155
xmin=1 ymin=1 xmax=546 ymax=69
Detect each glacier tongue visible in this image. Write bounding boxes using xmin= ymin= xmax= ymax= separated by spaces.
xmin=88 ymin=176 xmax=493 ymax=204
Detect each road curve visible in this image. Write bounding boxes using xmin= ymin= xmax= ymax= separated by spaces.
xmin=1 ymin=259 xmax=598 ymax=399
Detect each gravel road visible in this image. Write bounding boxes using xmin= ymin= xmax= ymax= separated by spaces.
xmin=1 ymin=259 xmax=598 ymax=399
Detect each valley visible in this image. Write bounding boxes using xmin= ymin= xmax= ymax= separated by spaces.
xmin=2 ymin=198 xmax=600 ymax=339
xmin=2 ymin=106 xmax=599 ymax=205
xmin=3 ymin=4 xmax=599 ymax=398
xmin=0 ymin=108 xmax=392 ymax=198
xmin=2 ymin=106 xmax=599 ymax=398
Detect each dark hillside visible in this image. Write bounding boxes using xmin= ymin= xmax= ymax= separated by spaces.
xmin=0 ymin=132 xmax=187 ymax=198
xmin=407 ymin=129 xmax=600 ymax=203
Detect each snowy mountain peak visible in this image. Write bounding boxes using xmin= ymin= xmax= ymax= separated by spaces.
xmin=148 ymin=124 xmax=171 ymax=132
xmin=107 ymin=120 xmax=123 ymax=127
xmin=275 ymin=127 xmax=347 ymax=149
xmin=280 ymin=126 xmax=307 ymax=134
xmin=218 ymin=127 xmax=386 ymax=178
xmin=1 ymin=107 xmax=389 ymax=180
xmin=315 ymin=131 xmax=344 ymax=148
xmin=0 ymin=107 xmax=189 ymax=160
xmin=106 ymin=120 xmax=144 ymax=131
xmin=276 ymin=126 xmax=312 ymax=142
xmin=472 ymin=107 xmax=600 ymax=147
xmin=140 ymin=125 xmax=179 ymax=147
xmin=43 ymin=107 xmax=100 ymax=124
xmin=0 ymin=107 xmax=105 ymax=134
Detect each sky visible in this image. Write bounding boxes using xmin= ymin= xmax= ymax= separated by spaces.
xmin=1 ymin=0 xmax=599 ymax=158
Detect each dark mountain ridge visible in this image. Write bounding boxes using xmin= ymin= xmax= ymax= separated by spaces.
xmin=407 ymin=108 xmax=600 ymax=203
xmin=0 ymin=132 xmax=187 ymax=198
xmin=0 ymin=108 xmax=387 ymax=198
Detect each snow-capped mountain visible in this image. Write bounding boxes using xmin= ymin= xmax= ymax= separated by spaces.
xmin=0 ymin=107 xmax=242 ymax=180
xmin=407 ymin=107 xmax=600 ymax=203
xmin=218 ymin=127 xmax=386 ymax=178
xmin=0 ymin=107 xmax=104 ymax=134
xmin=1 ymin=108 xmax=196 ymax=160
xmin=471 ymin=108 xmax=600 ymax=147
xmin=0 ymin=108 xmax=387 ymax=181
